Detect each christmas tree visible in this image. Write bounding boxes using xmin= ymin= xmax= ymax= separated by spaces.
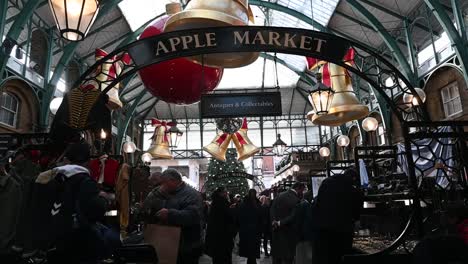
xmin=205 ymin=148 xmax=249 ymax=197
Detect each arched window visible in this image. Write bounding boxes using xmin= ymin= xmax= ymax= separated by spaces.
xmin=0 ymin=92 xmax=19 ymax=127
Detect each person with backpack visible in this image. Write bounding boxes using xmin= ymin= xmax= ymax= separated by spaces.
xmin=33 ymin=142 xmax=117 ymax=263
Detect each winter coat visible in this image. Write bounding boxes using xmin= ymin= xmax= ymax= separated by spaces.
xmin=457 ymin=219 xmax=468 ymax=245
xmin=205 ymin=196 xmax=236 ymax=258
xmin=311 ymin=174 xmax=363 ymax=233
xmin=238 ymin=199 xmax=262 ymax=259
xmin=142 ymin=183 xmax=204 ymax=255
xmin=32 ymin=165 xmax=108 ymax=252
xmin=271 ymin=189 xmax=301 ymax=260
xmin=280 ymin=200 xmax=314 ymax=242
xmin=260 ymin=204 xmax=272 ymax=236
xmin=0 ymin=173 xmax=22 ymax=251
xmin=9 ymin=158 xmax=41 ymax=250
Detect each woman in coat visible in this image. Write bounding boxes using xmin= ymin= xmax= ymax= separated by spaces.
xmin=238 ymin=189 xmax=262 ymax=264
xmin=205 ymin=187 xmax=236 ymax=264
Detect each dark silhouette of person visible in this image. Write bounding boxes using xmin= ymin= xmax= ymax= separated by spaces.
xmin=238 ymin=189 xmax=262 ymax=264
xmin=311 ymin=168 xmax=363 ymax=264
xmin=205 ymin=187 xmax=237 ymax=264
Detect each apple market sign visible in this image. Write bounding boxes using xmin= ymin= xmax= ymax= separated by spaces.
xmin=127 ymin=26 xmax=350 ymax=68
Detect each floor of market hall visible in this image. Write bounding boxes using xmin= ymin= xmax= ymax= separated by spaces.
xmin=199 ymin=254 xmax=272 ymax=264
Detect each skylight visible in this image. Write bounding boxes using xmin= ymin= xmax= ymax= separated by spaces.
xmin=118 ymin=0 xmax=175 ymax=31
xmin=217 ymin=56 xmax=300 ymax=89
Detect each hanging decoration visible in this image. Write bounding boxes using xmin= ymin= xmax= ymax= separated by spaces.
xmin=50 ymin=49 xmax=120 ymax=143
xmin=94 ymin=48 xmax=132 ymax=110
xmin=204 ymin=118 xmax=259 ymax=161
xmin=138 ymin=3 xmax=223 ymax=105
xmin=147 ymin=119 xmax=176 ymax=159
xmin=203 ymin=132 xmax=232 ymax=162
xmin=216 ymin=118 xmax=243 ymax=134
xmin=164 ymin=0 xmax=259 ymax=68
xmin=232 ymin=118 xmax=260 ymax=161
xmin=48 ymin=0 xmax=100 ymax=41
xmin=306 ymin=49 xmax=369 ymax=126
xmin=205 ymin=149 xmax=250 ymax=196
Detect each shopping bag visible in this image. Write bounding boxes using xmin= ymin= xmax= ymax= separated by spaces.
xmin=144 ymin=224 xmax=181 ymax=264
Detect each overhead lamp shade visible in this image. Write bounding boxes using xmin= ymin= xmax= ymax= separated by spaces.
xmin=362 ymin=117 xmax=379 ymax=132
xmin=319 ymin=146 xmax=330 ymax=157
xmin=49 ymin=0 xmax=100 ymax=41
xmin=403 ymin=88 xmax=426 ymax=107
xmin=141 ymin=152 xmax=153 ymax=163
xmin=337 ymin=135 xmax=350 ymax=147
xmin=308 ymin=83 xmax=334 ymax=116
xmin=123 ymin=141 xmax=137 ymax=154
xmin=49 ymin=97 xmax=63 ymax=115
xmin=273 ymin=134 xmax=287 ymax=156
xmin=167 ymin=121 xmax=183 ymax=148
xmin=292 ymin=165 xmax=300 ymax=172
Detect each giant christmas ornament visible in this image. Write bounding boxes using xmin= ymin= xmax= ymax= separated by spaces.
xmin=232 ymin=118 xmax=259 ymax=161
xmin=147 ymin=119 xmax=175 ymax=159
xmin=95 ymin=48 xmax=131 ymax=110
xmin=138 ymin=4 xmax=223 ymax=105
xmin=204 ymin=117 xmax=259 ymax=161
xmin=306 ymin=49 xmax=369 ymax=126
xmin=164 ymin=0 xmax=258 ymax=68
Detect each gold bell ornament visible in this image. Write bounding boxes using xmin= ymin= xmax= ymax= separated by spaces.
xmin=95 ymin=49 xmax=132 ymax=110
xmin=164 ymin=0 xmax=259 ymax=68
xmin=307 ymin=49 xmax=369 ymax=126
xmin=203 ymin=132 xmax=232 ymax=162
xmin=232 ymin=118 xmax=259 ymax=161
xmin=147 ymin=119 xmax=174 ymax=159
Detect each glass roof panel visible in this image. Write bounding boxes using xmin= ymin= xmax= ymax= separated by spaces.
xmin=218 ymin=56 xmax=300 ymax=89
xmin=118 ymin=0 xmax=174 ymax=31
xmin=275 ymin=0 xmax=340 ymax=26
xmin=118 ymin=0 xmax=339 ymax=88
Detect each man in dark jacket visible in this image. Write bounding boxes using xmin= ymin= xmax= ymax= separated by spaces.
xmin=142 ymin=169 xmax=203 ymax=264
xmin=35 ymin=143 xmax=112 ymax=263
xmin=311 ymin=168 xmax=363 ymax=264
xmin=270 ymin=182 xmax=305 ymax=264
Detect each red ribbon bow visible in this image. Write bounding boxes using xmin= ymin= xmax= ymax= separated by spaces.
xmin=233 ymin=118 xmax=248 ymax=146
xmin=216 ymin=133 xmax=230 ymax=145
xmin=95 ymin=49 xmax=132 ymax=81
xmin=151 ymin=119 xmax=176 ymax=143
xmin=306 ymin=48 xmax=355 ymax=87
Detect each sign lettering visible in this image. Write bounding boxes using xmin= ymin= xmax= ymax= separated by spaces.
xmin=127 ymin=26 xmax=350 ymax=68
xmin=200 ymin=92 xmax=282 ymax=118
xmin=213 ymin=172 xmax=255 ymax=181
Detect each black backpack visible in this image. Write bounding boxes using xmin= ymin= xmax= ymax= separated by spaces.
xmin=31 ymin=172 xmax=87 ymax=252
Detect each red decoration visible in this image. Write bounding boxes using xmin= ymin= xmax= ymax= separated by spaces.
xmin=151 ymin=118 xmax=176 ymax=142
xmin=306 ymin=48 xmax=355 ymax=86
xmin=138 ymin=16 xmax=223 ymax=105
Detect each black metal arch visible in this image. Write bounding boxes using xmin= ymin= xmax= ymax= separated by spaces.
xmin=72 ymin=26 xmax=429 ymax=126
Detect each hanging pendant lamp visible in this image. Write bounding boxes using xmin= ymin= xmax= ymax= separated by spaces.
xmin=310 ymin=63 xmax=369 ymax=126
xmin=49 ymin=0 xmax=100 ymax=41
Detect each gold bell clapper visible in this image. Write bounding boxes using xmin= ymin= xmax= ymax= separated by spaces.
xmin=310 ymin=63 xmax=369 ymax=126
xmin=147 ymin=119 xmax=174 ymax=159
xmin=232 ymin=118 xmax=259 ymax=161
xmin=203 ymin=132 xmax=233 ymax=161
xmin=163 ymin=0 xmax=259 ymax=68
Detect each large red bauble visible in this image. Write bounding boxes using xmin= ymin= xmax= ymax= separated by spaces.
xmin=138 ymin=16 xmax=223 ymax=105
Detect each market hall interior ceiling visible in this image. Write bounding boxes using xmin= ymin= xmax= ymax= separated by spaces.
xmin=2 ymin=0 xmax=468 ymax=124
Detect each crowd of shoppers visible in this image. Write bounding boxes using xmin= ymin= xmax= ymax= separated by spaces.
xmin=6 ymin=142 xmax=465 ymax=264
